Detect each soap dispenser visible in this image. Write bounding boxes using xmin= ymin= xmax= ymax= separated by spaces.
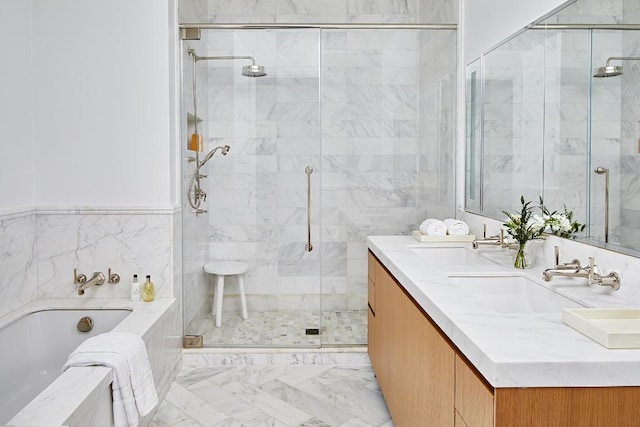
xmin=130 ymin=274 xmax=141 ymax=302
xmin=142 ymin=275 xmax=155 ymax=302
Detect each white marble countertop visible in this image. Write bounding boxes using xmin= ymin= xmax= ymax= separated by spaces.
xmin=367 ymin=235 xmax=640 ymax=388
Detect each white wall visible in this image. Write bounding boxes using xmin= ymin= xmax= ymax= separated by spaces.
xmin=31 ymin=0 xmax=175 ymax=207
xmin=0 ymin=0 xmax=35 ymax=211
xmin=462 ymin=0 xmax=572 ymax=63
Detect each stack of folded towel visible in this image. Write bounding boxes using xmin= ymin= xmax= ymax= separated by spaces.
xmin=419 ymin=218 xmax=469 ymax=236
xmin=62 ymin=332 xmax=158 ymax=427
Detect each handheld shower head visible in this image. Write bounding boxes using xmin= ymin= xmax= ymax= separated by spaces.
xmin=200 ymin=145 xmax=231 ymax=167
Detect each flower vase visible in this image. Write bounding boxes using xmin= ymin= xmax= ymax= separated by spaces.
xmin=513 ymin=243 xmax=530 ymax=269
xmin=512 ymin=240 xmax=542 ymax=269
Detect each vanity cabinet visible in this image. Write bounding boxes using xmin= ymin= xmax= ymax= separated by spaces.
xmin=367 ymin=250 xmax=640 ymax=427
xmin=368 ymin=251 xmax=455 ymax=426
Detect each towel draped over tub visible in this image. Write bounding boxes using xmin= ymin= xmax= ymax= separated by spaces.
xmin=62 ymin=332 xmax=158 ymax=427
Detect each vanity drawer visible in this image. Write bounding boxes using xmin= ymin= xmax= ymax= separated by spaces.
xmin=368 ymin=278 xmax=376 ymax=313
xmin=367 ymin=251 xmax=376 ymax=283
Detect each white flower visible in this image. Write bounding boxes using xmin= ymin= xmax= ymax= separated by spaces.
xmin=528 ymin=214 xmax=546 ymax=232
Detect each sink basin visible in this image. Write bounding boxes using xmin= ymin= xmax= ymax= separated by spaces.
xmin=562 ymin=309 xmax=640 ymax=349
xmin=448 ymin=274 xmax=584 ymax=314
xmin=409 ymin=247 xmax=495 ymax=265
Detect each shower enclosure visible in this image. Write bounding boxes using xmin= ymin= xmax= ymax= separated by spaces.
xmin=180 ymin=27 xmax=457 ymax=348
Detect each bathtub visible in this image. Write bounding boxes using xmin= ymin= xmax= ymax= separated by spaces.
xmin=3 ymin=299 xmax=180 ymax=427
xmin=0 ymin=309 xmax=131 ymax=424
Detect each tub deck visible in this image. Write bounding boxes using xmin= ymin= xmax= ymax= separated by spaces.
xmin=3 ymin=298 xmax=179 ymax=427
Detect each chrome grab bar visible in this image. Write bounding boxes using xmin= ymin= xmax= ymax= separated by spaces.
xmin=305 ymin=165 xmax=314 ymax=252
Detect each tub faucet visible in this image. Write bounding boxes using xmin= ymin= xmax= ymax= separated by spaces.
xmin=78 ymin=272 xmax=105 ymax=295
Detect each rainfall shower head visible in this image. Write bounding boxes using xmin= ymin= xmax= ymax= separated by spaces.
xmin=189 ymin=50 xmax=267 ymax=78
xmin=593 ymin=56 xmax=640 ymax=78
xmin=242 ymin=64 xmax=267 ymax=77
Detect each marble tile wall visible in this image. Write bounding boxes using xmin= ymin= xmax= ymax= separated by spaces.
xmin=203 ymin=29 xmax=323 ymax=316
xmin=0 ymin=211 xmax=38 ymax=318
xmin=543 ymin=30 xmax=590 ymax=227
xmin=482 ymin=30 xmax=545 ymax=217
xmin=36 ymin=210 xmax=178 ymax=299
xmin=590 ymin=31 xmax=623 ymax=244
xmin=203 ymin=0 xmax=457 ymax=24
xmin=618 ymin=31 xmax=640 ymax=250
xmin=417 ymin=30 xmax=457 ymax=221
xmin=549 ymin=0 xmax=624 ymax=24
xmin=0 ymin=208 xmax=178 ymax=318
xmin=321 ymin=29 xmax=424 ymax=312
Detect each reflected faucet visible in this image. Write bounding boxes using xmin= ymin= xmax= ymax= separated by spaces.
xmin=78 ymin=272 xmax=105 ymax=295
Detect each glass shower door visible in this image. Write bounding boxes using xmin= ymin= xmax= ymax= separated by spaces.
xmin=181 ymin=29 xmax=323 ymax=348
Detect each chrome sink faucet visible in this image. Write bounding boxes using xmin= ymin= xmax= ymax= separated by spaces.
xmin=472 ymin=226 xmax=518 ymax=250
xmin=542 ymin=249 xmax=620 ymax=290
xmin=472 ymin=225 xmax=504 ymax=249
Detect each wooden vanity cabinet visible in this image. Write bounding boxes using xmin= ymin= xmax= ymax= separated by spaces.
xmin=455 ymin=355 xmax=494 ymax=427
xmin=368 ymin=250 xmax=640 ymax=427
xmin=368 ymin=251 xmax=455 ymax=426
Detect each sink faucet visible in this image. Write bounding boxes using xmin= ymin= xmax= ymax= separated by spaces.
xmin=77 ymin=272 xmax=105 ymax=295
xmin=542 ymin=255 xmax=620 ymax=290
xmin=472 ymin=226 xmax=504 ymax=249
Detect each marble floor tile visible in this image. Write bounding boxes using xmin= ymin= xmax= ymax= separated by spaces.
xmin=150 ymin=360 xmax=393 ymax=427
xmin=187 ymin=310 xmax=367 ymax=347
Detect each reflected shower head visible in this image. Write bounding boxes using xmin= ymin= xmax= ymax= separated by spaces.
xmin=593 ymin=65 xmax=622 ymax=78
xmin=594 ymin=56 xmax=640 ymax=78
xmin=242 ymin=64 xmax=267 ymax=77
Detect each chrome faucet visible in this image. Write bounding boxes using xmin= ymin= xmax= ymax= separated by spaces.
xmin=542 ymin=255 xmax=620 ymax=290
xmin=77 ymin=272 xmax=106 ymax=295
xmin=472 ymin=226 xmax=504 ymax=249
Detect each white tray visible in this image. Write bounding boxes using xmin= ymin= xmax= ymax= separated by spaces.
xmin=411 ymin=231 xmax=475 ymax=243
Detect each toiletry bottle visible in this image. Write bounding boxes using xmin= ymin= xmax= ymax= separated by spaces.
xmin=142 ymin=275 xmax=155 ymax=302
xmin=130 ymin=274 xmax=141 ymax=302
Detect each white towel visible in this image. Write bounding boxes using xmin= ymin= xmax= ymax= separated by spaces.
xmin=62 ymin=332 xmax=158 ymax=427
xmin=443 ymin=218 xmax=469 ymax=236
xmin=419 ymin=219 xmax=447 ymax=236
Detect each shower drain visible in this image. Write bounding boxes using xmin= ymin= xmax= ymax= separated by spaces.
xmin=305 ymin=328 xmax=320 ymax=335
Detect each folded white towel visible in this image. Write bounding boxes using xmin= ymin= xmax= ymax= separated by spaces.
xmin=419 ymin=219 xmax=447 ymax=236
xmin=62 ymin=332 xmax=158 ymax=427
xmin=443 ymin=218 xmax=469 ymax=236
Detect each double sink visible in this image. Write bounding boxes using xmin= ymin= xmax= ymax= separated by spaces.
xmin=409 ymin=245 xmax=640 ymax=348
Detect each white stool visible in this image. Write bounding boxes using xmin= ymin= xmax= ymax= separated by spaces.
xmin=204 ymin=261 xmax=249 ymax=328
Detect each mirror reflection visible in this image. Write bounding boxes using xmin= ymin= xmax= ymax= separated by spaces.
xmin=465 ymin=0 xmax=640 ymax=254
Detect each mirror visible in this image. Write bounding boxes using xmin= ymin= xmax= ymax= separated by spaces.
xmin=465 ymin=58 xmax=481 ymax=213
xmin=465 ymin=0 xmax=640 ymax=255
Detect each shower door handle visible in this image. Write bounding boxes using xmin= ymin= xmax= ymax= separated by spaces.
xmin=305 ymin=166 xmax=314 ymax=252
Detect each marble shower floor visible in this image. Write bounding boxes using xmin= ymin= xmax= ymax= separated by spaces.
xmin=149 ymin=363 xmax=393 ymax=427
xmin=188 ymin=310 xmax=368 ymax=347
